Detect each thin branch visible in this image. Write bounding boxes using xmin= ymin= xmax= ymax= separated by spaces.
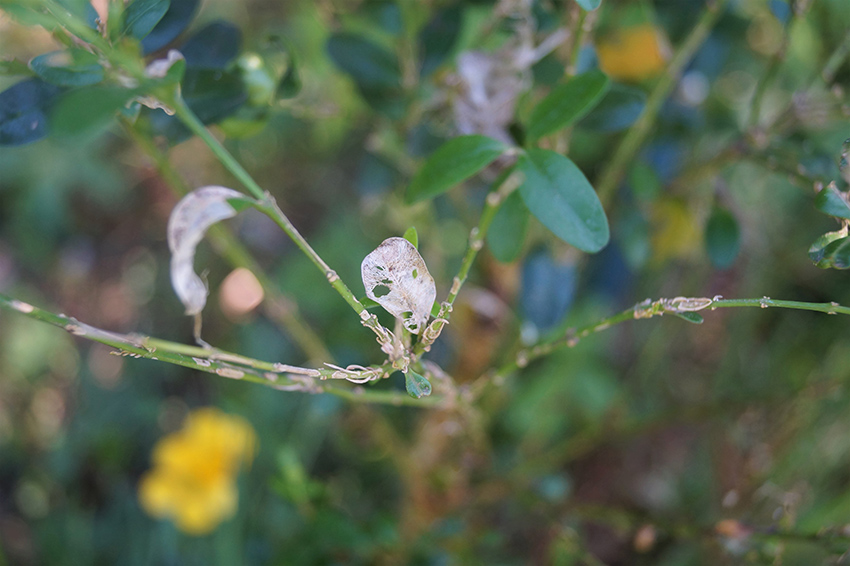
xmin=0 ymin=294 xmax=444 ymax=408
xmin=485 ymin=295 xmax=850 ymax=385
xmin=121 ymin=120 xmax=333 ymax=362
xmin=595 ymin=0 xmax=729 ymax=206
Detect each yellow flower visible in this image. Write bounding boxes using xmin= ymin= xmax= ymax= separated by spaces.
xmin=138 ymin=407 xmax=257 ymax=535
xmin=596 ymin=25 xmax=670 ymax=83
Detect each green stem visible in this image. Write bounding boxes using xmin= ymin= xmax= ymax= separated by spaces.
xmin=121 ymin=120 xmax=333 ymax=362
xmin=0 ymin=294 xmax=441 ymax=407
xmin=413 ymin=171 xmax=521 ymax=355
xmin=595 ymin=0 xmax=728 ymax=206
xmin=487 ymin=295 xmax=850 ymax=383
xmin=163 ymin=94 xmax=390 ymax=342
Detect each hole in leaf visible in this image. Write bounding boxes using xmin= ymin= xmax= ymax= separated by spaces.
xmin=380 ymin=278 xmax=392 ymax=285
xmin=373 ymin=284 xmax=391 ymax=298
xmin=412 ymin=268 xmax=418 ymax=279
xmin=401 ymin=311 xmax=413 ymax=319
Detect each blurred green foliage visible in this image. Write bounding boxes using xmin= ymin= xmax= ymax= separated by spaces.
xmin=2 ymin=0 xmax=850 ymax=564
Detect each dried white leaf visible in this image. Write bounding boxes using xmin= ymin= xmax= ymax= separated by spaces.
xmin=168 ymin=186 xmax=251 ymax=315
xmin=361 ymin=237 xmax=436 ymax=335
xmin=144 ymin=49 xmax=184 ymax=78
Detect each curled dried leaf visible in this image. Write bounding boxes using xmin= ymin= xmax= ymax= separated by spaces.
xmin=361 ymin=237 xmax=436 ymax=335
xmin=168 ymin=186 xmax=253 ymax=315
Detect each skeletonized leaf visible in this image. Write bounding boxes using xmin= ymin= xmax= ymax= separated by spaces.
xmin=361 ymin=237 xmax=436 ymax=334
xmin=168 ymin=186 xmax=253 ymax=314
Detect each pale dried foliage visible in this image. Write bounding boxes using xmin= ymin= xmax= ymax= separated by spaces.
xmin=167 ymin=186 xmax=249 ymax=315
xmin=361 ymin=237 xmax=436 ymax=335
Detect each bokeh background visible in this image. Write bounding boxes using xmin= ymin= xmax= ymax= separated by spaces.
xmin=2 ymin=0 xmax=850 ymax=563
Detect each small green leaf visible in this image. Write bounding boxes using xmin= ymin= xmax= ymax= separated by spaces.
xmin=123 ymin=0 xmax=170 ymax=40
xmin=29 ymin=49 xmax=104 ymax=87
xmin=517 ymin=149 xmax=609 ymax=253
xmin=406 ymin=135 xmax=508 ymax=204
xmin=51 ymin=86 xmax=135 ymax=138
xmin=526 ymin=70 xmax=609 ymax=142
xmin=403 ymin=226 xmax=418 ymax=248
xmin=671 ymin=311 xmax=704 ymax=324
xmin=810 ymin=231 xmax=850 ymax=269
xmin=0 ymin=78 xmax=63 ymax=146
xmin=326 ymin=33 xmax=400 ymax=91
xmin=487 ymin=189 xmax=529 ymax=263
xmin=705 ymin=207 xmax=740 ymax=269
xmin=576 ymin=0 xmax=602 ymax=10
xmin=0 ymin=58 xmax=32 ymax=76
xmin=815 ymin=183 xmax=850 ymax=220
xmin=358 ymin=296 xmax=382 ymax=310
xmin=405 ymin=370 xmax=432 ymax=399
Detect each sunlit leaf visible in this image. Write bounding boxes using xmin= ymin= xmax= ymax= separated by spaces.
xmin=403 ymin=226 xmax=418 ymax=249
xmin=526 ymin=70 xmax=609 ymax=142
xmin=168 ymin=186 xmax=255 ymax=314
xmin=361 ymin=237 xmax=436 ymax=334
xmin=406 ymin=135 xmax=508 ymax=204
xmin=517 ymin=149 xmax=609 ymax=253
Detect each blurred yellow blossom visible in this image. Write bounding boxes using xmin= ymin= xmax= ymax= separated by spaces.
xmin=596 ymin=25 xmax=670 ymax=82
xmin=138 ymin=407 xmax=257 ymax=535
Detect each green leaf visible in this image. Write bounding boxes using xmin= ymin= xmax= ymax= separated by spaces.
xmin=815 ymin=183 xmax=850 ymax=220
xmin=576 ymin=0 xmax=602 ymax=10
xmin=419 ymin=4 xmax=463 ymax=76
xmin=809 ymin=231 xmax=850 ymax=269
xmin=0 ymin=78 xmax=63 ymax=146
xmin=123 ymin=0 xmax=170 ymax=40
xmin=141 ymin=0 xmax=199 ymax=54
xmin=403 ymin=226 xmax=418 ymax=249
xmin=51 ymin=86 xmax=135 ymax=138
xmin=326 ymin=33 xmax=400 ymax=91
xmin=705 ymin=207 xmax=740 ymax=269
xmin=526 ymin=70 xmax=609 ymax=142
xmin=29 ymin=50 xmax=104 ymax=87
xmin=406 ymin=135 xmax=508 ymax=204
xmin=358 ymin=296 xmax=382 ymax=310
xmin=671 ymin=311 xmax=704 ymax=324
xmin=0 ymin=59 xmax=32 ymax=76
xmin=517 ymin=149 xmax=609 ymax=253
xmin=487 ymin=189 xmax=529 ymax=263
xmin=404 ymin=370 xmax=432 ymax=399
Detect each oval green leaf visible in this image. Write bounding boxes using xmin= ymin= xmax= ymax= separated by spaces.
xmin=705 ymin=207 xmax=740 ymax=269
xmin=406 ymin=135 xmax=508 ymax=204
xmin=51 ymin=86 xmax=135 ymax=138
xmin=671 ymin=311 xmax=704 ymax=324
xmin=815 ymin=183 xmax=850 ymax=220
xmin=810 ymin=233 xmax=850 ymax=269
xmin=517 ymin=149 xmax=609 ymax=253
xmin=122 ymin=0 xmax=170 ymax=40
xmin=403 ymin=226 xmax=418 ymax=248
xmin=0 ymin=78 xmax=62 ymax=146
xmin=29 ymin=50 xmax=104 ymax=87
xmin=326 ymin=33 xmax=400 ymax=91
xmin=405 ymin=370 xmax=432 ymax=399
xmin=487 ymin=189 xmax=529 ymax=263
xmin=526 ymin=70 xmax=609 ymax=142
